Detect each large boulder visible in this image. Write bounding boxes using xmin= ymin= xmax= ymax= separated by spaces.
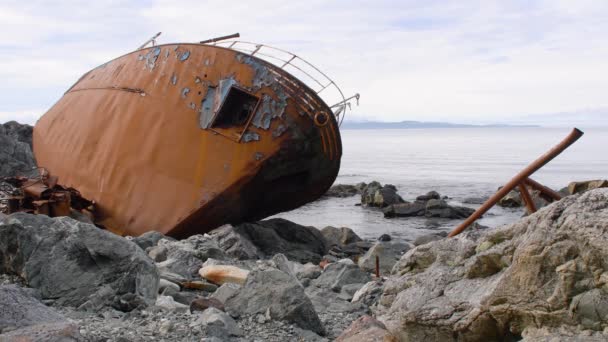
xmin=0 ymin=121 xmax=36 ymax=177
xmin=0 ymin=213 xmax=159 ymax=310
xmin=376 ymin=189 xmax=608 ymax=341
xmin=211 ymin=218 xmax=328 ymax=263
xmin=0 ymin=284 xmax=83 ymax=340
xmin=224 ymin=268 xmax=324 ymax=335
xmin=0 ymin=284 xmax=65 ymax=331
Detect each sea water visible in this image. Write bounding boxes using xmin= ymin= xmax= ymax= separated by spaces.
xmin=273 ymin=127 xmax=608 ymax=242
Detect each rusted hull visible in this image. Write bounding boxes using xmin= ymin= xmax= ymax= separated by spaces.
xmin=33 ymin=43 xmax=341 ymax=237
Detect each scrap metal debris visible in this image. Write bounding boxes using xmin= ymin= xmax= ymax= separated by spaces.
xmin=0 ymin=168 xmax=94 ymax=219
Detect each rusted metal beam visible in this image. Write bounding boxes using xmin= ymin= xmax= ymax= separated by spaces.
xmin=448 ymin=128 xmax=583 ymax=237
xmin=200 ymin=33 xmax=240 ymax=45
xmin=518 ymin=183 xmax=537 ymax=214
xmin=524 ymin=177 xmax=563 ymax=202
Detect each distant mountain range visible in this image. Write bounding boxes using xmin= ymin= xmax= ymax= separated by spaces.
xmin=340 ymin=120 xmax=538 ymax=129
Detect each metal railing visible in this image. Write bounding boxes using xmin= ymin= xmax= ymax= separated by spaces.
xmin=212 ymin=40 xmax=358 ymax=126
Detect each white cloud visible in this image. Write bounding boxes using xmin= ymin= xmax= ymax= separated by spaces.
xmin=1 ymin=0 xmax=608 ymax=125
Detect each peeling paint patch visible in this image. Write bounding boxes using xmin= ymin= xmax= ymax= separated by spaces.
xmin=181 ymin=87 xmax=190 ymax=98
xmin=272 ymin=124 xmax=288 ymax=138
xmin=236 ymin=54 xmax=275 ymax=89
xmin=180 ymin=50 xmax=190 ymax=61
xmin=141 ymin=47 xmax=162 ymax=70
xmin=205 ymin=59 xmax=210 ymax=66
xmin=165 ymin=49 xmax=170 ymax=59
xmin=251 ymin=93 xmax=288 ymax=130
xmin=199 ymin=87 xmax=216 ymax=129
xmin=254 ymin=152 xmax=264 ymax=160
xmin=217 ymin=76 xmax=238 ymax=103
xmin=189 ymin=102 xmax=196 ymax=110
xmin=195 ymin=76 xmax=201 ymax=84
xmin=171 ymin=74 xmax=177 ymax=85
xmin=242 ymin=131 xmax=260 ymax=143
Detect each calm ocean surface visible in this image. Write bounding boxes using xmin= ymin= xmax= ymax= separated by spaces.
xmin=274 ymin=127 xmax=608 ymax=242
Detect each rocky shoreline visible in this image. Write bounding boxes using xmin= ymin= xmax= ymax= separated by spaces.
xmin=3 ymin=189 xmax=608 ymax=341
xmin=2 ymin=121 xmax=608 ymax=341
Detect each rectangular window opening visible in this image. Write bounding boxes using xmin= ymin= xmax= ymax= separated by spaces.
xmin=211 ymin=86 xmax=259 ymax=129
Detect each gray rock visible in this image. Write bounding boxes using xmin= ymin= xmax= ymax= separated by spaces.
xmin=210 ymin=224 xmax=264 ymax=260
xmin=147 ymin=245 xmax=168 ymax=262
xmin=0 ymin=213 xmax=158 ymax=310
xmin=498 ymin=189 xmax=522 ymax=207
xmin=378 ymin=234 xmax=391 ymax=242
xmin=383 ymin=202 xmax=426 ymax=218
xmin=324 ymin=184 xmax=365 ymax=198
xmin=566 ymin=179 xmax=608 ymax=195
xmin=312 ymin=262 xmax=371 ymax=292
xmin=210 ymin=283 xmax=241 ymax=304
xmin=321 ymin=226 xmax=362 ymax=248
xmin=155 ymin=295 xmax=189 ymax=312
xmin=413 ymin=232 xmax=447 ymax=246
xmin=335 ymin=315 xmax=396 ymax=342
xmin=0 ymin=285 xmax=66 ymax=331
xmin=416 ymin=191 xmax=441 ymax=202
xmin=156 ymin=235 xmax=228 ymax=280
xmin=212 ymin=218 xmax=328 ymax=263
xmin=0 ymin=121 xmax=36 ymax=178
xmin=377 ymin=189 xmax=608 ymax=341
xmin=424 ymin=199 xmax=475 ymax=219
xmin=196 ymin=307 xmax=243 ymax=337
xmin=463 ymin=196 xmax=488 ymax=204
xmin=361 ymin=182 xmax=405 ymax=207
xmin=0 ymin=321 xmax=82 ymax=341
xmin=158 ymin=279 xmax=180 ymax=294
xmin=225 ymin=268 xmax=324 ymax=335
xmin=351 ymin=280 xmax=384 ymax=306
xmin=296 ymin=263 xmax=322 ymax=281
xmin=132 ymin=231 xmax=170 ymax=250
xmin=358 ymin=241 xmax=410 ymax=275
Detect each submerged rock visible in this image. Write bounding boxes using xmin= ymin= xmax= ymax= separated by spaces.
xmin=0 ymin=213 xmax=158 ymax=311
xmin=325 ymin=183 xmax=366 ymax=198
xmin=376 ymin=189 xmax=608 ymax=341
xmin=361 ymin=182 xmax=405 ymax=207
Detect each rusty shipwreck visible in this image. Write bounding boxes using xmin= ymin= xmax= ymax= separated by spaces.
xmin=32 ymin=33 xmax=358 ymax=238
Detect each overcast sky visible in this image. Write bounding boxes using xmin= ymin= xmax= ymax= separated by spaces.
xmin=1 ymin=0 xmax=607 ymax=125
